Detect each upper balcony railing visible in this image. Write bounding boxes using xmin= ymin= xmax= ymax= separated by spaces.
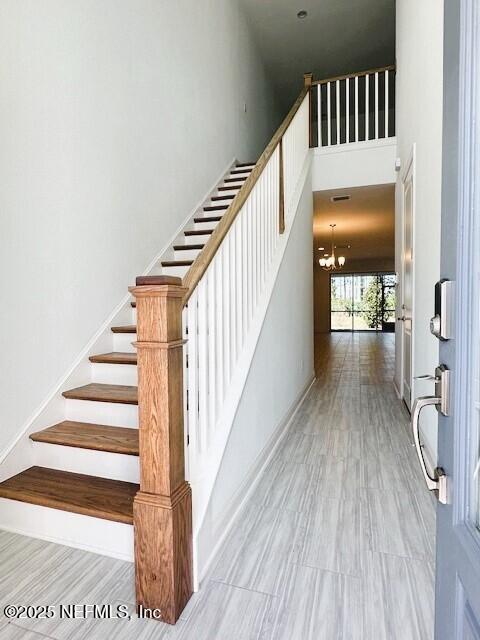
xmin=310 ymin=65 xmax=396 ymax=148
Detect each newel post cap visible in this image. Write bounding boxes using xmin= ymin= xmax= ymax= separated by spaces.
xmin=304 ymin=72 xmax=313 ymax=87
xmin=129 ymin=276 xmax=187 ymax=299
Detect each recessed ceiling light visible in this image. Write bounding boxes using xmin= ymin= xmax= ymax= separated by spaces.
xmin=297 ymin=10 xmax=308 ymax=19
xmin=318 ymin=247 xmax=325 ymax=250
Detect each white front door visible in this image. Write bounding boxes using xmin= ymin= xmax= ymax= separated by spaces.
xmin=402 ymin=152 xmax=414 ymax=409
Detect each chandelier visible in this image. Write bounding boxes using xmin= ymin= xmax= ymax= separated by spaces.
xmin=319 ymin=224 xmax=346 ymax=271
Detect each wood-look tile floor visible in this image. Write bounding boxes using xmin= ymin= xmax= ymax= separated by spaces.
xmin=0 ymin=333 xmax=435 ymax=639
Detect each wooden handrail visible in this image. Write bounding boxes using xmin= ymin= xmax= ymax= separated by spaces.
xmin=182 ymin=85 xmax=309 ymax=304
xmin=312 ymin=64 xmax=395 ymax=86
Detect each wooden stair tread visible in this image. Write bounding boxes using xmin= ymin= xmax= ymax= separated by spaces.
xmin=184 ymin=229 xmax=214 ymax=236
xmin=218 ymin=185 xmax=241 ymax=191
xmin=161 ymin=260 xmax=194 ymax=267
xmin=194 ymin=215 xmax=221 ymax=223
xmin=204 ymin=204 xmax=229 ymax=211
xmin=0 ymin=466 xmax=138 ymax=524
xmin=212 ymin=194 xmax=235 ymax=201
xmin=173 ymin=243 xmax=204 ymax=251
xmin=236 ymin=162 xmax=255 ymax=167
xmin=225 ymin=176 xmax=247 ymax=183
xmin=63 ymin=383 xmax=138 ymax=405
xmin=231 ymin=168 xmax=252 ymax=174
xmin=89 ymin=352 xmax=137 ymax=365
xmin=111 ymin=325 xmax=136 ymax=334
xmin=30 ymin=421 xmax=139 ymax=455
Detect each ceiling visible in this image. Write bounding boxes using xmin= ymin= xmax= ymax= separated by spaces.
xmin=241 ymin=0 xmax=395 ymax=110
xmin=313 ymin=184 xmax=395 ymax=263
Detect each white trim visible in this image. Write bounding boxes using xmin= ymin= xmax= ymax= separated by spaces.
xmin=399 ymin=144 xmax=416 ymax=407
xmin=197 ymin=374 xmax=315 ymax=585
xmin=392 ymin=376 xmax=402 ymax=400
xmin=314 ymin=136 xmax=397 ymax=157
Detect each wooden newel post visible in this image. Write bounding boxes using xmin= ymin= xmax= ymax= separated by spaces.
xmin=304 ymin=72 xmax=314 ymax=148
xmin=129 ymin=275 xmax=193 ymax=625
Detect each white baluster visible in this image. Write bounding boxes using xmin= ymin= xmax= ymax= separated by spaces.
xmin=355 ymin=75 xmax=359 ymax=142
xmin=385 ymin=70 xmax=389 ymax=138
xmin=365 ymin=73 xmax=369 ymax=141
xmin=207 ymin=270 xmax=216 ymax=435
xmin=197 ymin=278 xmax=208 ymax=452
xmin=222 ymin=238 xmax=231 ymax=392
xmin=227 ymin=230 xmax=238 ymax=370
xmin=346 ymin=78 xmax=350 ymax=144
xmin=327 ymin=82 xmax=331 ymax=146
xmin=215 ymin=255 xmax=224 ymax=412
xmin=336 ymin=79 xmax=340 ymax=144
xmin=317 ymin=84 xmax=322 ymax=147
xmin=186 ymin=297 xmax=198 ymax=456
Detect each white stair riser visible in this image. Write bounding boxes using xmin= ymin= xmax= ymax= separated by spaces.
xmin=32 ymin=442 xmax=139 ymax=484
xmin=194 ymin=219 xmax=220 ymax=231
xmin=222 ymin=181 xmax=244 ymax=189
xmin=161 ymin=265 xmax=190 ymax=278
xmin=208 ymin=198 xmax=233 ymax=207
xmin=216 ymin=187 xmax=241 ymax=196
xmin=174 ymin=247 xmax=202 ymax=261
xmin=66 ymin=399 xmax=138 ymax=428
xmin=200 ymin=210 xmax=228 ymax=218
xmin=91 ymin=362 xmax=138 ymax=386
xmin=184 ymin=233 xmax=212 ymax=245
xmin=113 ymin=333 xmax=137 ymax=352
xmin=228 ymin=172 xmax=251 ymax=179
xmin=0 ymin=499 xmax=134 ymax=561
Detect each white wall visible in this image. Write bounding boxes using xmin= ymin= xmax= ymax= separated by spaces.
xmin=395 ymin=1 xmax=444 ymax=460
xmin=0 ymin=1 xmax=280 ymax=456
xmin=312 ymin=139 xmax=397 ymax=192
xmin=196 ymin=168 xmax=314 ymax=577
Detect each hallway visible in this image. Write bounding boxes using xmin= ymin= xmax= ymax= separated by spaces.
xmin=0 ymin=334 xmax=435 ymax=639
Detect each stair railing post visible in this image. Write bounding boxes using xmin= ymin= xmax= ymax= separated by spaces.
xmin=304 ymin=72 xmax=314 ymax=148
xmin=129 ymin=275 xmax=193 ymax=625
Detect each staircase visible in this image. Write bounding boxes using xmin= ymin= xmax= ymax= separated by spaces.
xmin=0 ymin=162 xmax=254 ymax=534
xmin=0 ymin=75 xmax=311 ymax=625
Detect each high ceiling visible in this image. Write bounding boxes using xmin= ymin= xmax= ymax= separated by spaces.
xmin=241 ymin=0 xmax=395 ymax=110
xmin=313 ymin=184 xmax=395 ymax=262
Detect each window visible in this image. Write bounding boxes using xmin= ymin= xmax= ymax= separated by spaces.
xmin=330 ymin=273 xmax=396 ymax=332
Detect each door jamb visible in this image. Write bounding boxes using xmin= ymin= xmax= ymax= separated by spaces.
xmin=399 ymin=144 xmax=416 ymax=407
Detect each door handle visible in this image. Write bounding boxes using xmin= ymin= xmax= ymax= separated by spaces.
xmin=411 ymin=396 xmax=440 ymax=491
xmin=411 ymin=395 xmax=448 ymax=503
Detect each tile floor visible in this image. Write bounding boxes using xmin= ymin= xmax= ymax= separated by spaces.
xmin=0 ymin=333 xmax=435 ymax=639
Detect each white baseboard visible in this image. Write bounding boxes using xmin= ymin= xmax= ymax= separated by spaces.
xmin=393 ymin=376 xmax=402 ymax=399
xmin=196 ymin=374 xmax=315 ymax=586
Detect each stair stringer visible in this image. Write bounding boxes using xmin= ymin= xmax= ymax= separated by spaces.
xmin=187 ymin=152 xmax=312 ymax=583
